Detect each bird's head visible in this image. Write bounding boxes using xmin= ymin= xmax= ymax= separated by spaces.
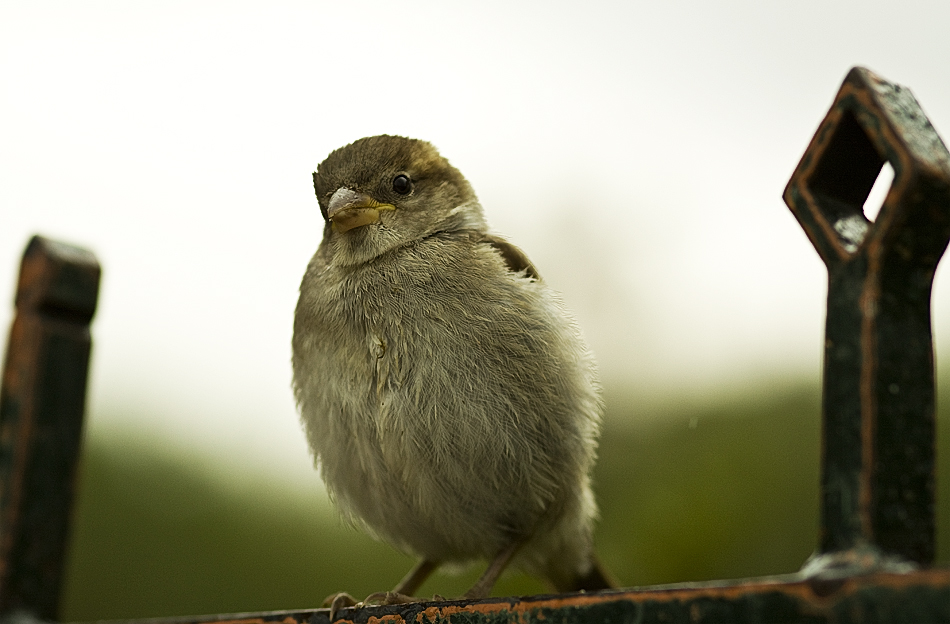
xmin=313 ymin=135 xmax=487 ymax=265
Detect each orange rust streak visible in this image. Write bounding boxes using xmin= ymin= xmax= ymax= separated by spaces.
xmin=858 ymin=252 xmax=879 ymax=541
xmin=200 ymin=617 xmax=309 ymax=624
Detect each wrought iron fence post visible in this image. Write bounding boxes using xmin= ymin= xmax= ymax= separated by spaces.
xmin=0 ymin=236 xmax=100 ymax=620
xmin=783 ymin=66 xmax=950 ymax=569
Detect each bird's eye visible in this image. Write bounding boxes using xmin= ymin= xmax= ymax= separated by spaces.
xmin=392 ymin=174 xmax=412 ymax=195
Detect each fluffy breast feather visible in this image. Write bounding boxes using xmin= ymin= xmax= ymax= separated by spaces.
xmin=292 ymin=233 xmax=601 ymax=561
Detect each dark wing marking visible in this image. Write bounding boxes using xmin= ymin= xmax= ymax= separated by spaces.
xmin=481 ymin=234 xmax=541 ymax=281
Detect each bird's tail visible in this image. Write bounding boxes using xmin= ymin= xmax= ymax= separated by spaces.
xmin=559 ymin=555 xmax=617 ymax=593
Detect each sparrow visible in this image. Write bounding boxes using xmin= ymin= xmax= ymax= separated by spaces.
xmin=292 ymin=135 xmax=612 ymax=613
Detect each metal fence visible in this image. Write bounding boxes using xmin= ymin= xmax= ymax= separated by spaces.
xmin=1 ymin=66 xmax=948 ymax=623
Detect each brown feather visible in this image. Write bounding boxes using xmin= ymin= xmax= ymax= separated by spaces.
xmin=480 ymin=234 xmax=541 ymax=281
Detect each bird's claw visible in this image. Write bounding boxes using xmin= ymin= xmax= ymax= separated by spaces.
xmin=362 ymin=591 xmax=418 ymax=605
xmin=324 ymin=592 xmax=358 ymax=621
xmin=324 ymin=591 xmax=428 ymax=621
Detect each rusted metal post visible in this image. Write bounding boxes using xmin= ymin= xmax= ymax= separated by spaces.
xmin=0 ymin=236 xmax=100 ymax=619
xmin=784 ymin=67 xmax=950 ymax=567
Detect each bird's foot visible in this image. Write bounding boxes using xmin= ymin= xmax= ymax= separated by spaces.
xmin=362 ymin=591 xmax=419 ymax=605
xmin=323 ymin=593 xmax=358 ymax=621
xmin=324 ymin=591 xmax=433 ymax=621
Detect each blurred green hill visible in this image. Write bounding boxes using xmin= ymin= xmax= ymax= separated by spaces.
xmin=59 ymin=381 xmax=949 ymax=621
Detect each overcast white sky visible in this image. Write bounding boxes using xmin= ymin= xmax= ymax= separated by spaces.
xmin=2 ymin=1 xmax=950 ymax=486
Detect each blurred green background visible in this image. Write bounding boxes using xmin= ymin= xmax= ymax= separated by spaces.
xmin=58 ymin=376 xmax=950 ymax=621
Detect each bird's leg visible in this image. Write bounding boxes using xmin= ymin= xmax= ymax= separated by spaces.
xmin=463 ymin=541 xmax=522 ymax=600
xmin=362 ymin=559 xmax=440 ymax=607
xmin=393 ymin=558 xmax=439 ymax=595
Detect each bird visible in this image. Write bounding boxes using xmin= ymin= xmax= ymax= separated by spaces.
xmin=292 ymin=135 xmax=613 ymax=614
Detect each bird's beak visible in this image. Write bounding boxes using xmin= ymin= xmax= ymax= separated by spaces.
xmin=327 ymin=188 xmax=395 ymax=233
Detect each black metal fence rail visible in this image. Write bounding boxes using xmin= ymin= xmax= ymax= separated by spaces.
xmin=1 ymin=66 xmax=948 ymax=623
xmin=65 ymin=570 xmax=948 ymax=624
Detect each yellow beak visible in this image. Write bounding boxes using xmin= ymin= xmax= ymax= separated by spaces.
xmin=327 ymin=188 xmax=395 ymax=233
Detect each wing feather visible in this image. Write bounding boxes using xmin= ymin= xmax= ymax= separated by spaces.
xmin=480 ymin=234 xmax=541 ymax=281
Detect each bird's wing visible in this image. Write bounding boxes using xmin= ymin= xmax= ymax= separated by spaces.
xmin=480 ymin=234 xmax=541 ymax=281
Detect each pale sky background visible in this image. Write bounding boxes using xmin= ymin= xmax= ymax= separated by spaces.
xmin=2 ymin=1 xmax=950 ymax=488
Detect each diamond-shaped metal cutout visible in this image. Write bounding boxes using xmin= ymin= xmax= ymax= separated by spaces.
xmin=784 ymin=66 xmax=950 ymax=268
xmin=806 ymin=108 xmax=889 ymax=253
